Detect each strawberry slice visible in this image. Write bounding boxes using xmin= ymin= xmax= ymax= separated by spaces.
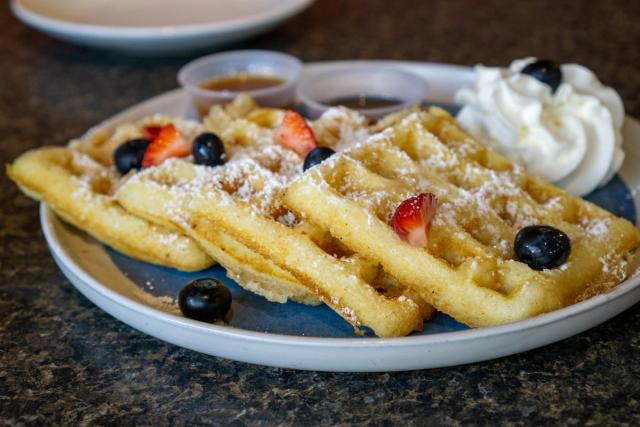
xmin=142 ymin=124 xmax=191 ymax=168
xmin=391 ymin=193 xmax=438 ymax=247
xmin=275 ymin=110 xmax=317 ymax=157
xmin=142 ymin=125 xmax=163 ymax=139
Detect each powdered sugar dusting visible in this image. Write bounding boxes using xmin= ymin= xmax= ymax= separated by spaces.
xmin=585 ymin=217 xmax=611 ymax=237
xmin=306 ymin=108 xmax=636 ymax=279
xmin=311 ymin=106 xmax=371 ymax=151
xmin=69 ymin=151 xmax=119 ymax=200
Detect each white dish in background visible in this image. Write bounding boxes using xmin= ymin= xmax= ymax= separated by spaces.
xmin=10 ymin=0 xmax=314 ymax=55
xmin=38 ymin=61 xmax=640 ymax=371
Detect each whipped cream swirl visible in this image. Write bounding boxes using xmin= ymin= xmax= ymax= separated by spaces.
xmin=455 ymin=58 xmax=625 ymax=196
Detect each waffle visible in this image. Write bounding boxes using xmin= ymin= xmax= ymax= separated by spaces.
xmin=115 ymin=96 xmax=370 ymax=306
xmin=284 ymin=107 xmax=640 ymax=327
xmin=115 ymin=157 xmax=321 ymax=306
xmin=75 ymin=101 xmax=327 ymax=305
xmin=113 ymin=97 xmax=323 ymax=305
xmin=7 ymin=146 xmax=213 ymax=271
xmin=116 ymin=99 xmax=432 ymax=337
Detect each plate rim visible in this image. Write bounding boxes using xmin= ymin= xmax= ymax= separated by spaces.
xmin=37 ymin=60 xmax=640 ymax=351
xmin=11 ymin=0 xmax=314 ymax=39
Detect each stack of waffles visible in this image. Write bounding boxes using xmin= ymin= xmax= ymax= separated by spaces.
xmin=8 ymin=95 xmax=640 ymax=337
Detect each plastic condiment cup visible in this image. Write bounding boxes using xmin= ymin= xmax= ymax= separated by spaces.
xmin=178 ymin=50 xmax=303 ymax=116
xmin=297 ymin=66 xmax=427 ymax=120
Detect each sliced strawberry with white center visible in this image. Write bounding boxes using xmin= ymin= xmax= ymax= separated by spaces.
xmin=391 ymin=193 xmax=438 ymax=247
xmin=142 ymin=124 xmax=191 ymax=168
xmin=275 ymin=110 xmax=317 ymax=157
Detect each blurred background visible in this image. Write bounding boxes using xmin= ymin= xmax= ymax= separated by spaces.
xmin=4 ymin=0 xmax=639 ymax=126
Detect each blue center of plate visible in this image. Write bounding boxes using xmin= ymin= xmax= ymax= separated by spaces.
xmin=107 ymin=102 xmax=638 ymax=338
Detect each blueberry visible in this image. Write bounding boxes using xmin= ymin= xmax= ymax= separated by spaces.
xmin=514 ymin=225 xmax=571 ymax=270
xmin=303 ymin=147 xmax=336 ymax=171
xmin=192 ymin=132 xmax=225 ymax=166
xmin=521 ymin=59 xmax=563 ymax=93
xmin=113 ymin=138 xmax=151 ymax=174
xmin=178 ymin=278 xmax=232 ymax=322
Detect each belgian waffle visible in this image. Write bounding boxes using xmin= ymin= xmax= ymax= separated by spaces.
xmin=284 ymin=107 xmax=640 ymax=327
xmin=7 ymin=145 xmax=213 ymax=271
xmin=116 ymin=98 xmax=432 ymax=337
xmin=115 ymin=96 xmax=369 ymax=306
xmin=116 ymin=153 xmax=321 ymax=306
xmin=73 ymin=101 xmax=323 ymax=305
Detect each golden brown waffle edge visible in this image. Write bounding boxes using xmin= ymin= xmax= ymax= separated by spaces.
xmin=7 ymin=146 xmax=213 ymax=271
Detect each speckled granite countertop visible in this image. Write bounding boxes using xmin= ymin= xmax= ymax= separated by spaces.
xmin=2 ymin=0 xmax=640 ymax=425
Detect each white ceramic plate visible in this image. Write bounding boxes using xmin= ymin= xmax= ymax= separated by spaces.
xmin=39 ymin=61 xmax=640 ymax=371
xmin=10 ymin=0 xmax=314 ymax=55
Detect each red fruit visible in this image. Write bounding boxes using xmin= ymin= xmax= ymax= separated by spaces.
xmin=142 ymin=124 xmax=191 ymax=168
xmin=391 ymin=193 xmax=438 ymax=247
xmin=143 ymin=126 xmax=163 ymax=139
xmin=275 ymin=110 xmax=317 ymax=156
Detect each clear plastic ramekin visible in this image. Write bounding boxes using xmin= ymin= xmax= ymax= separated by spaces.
xmin=178 ymin=50 xmax=303 ymax=116
xmin=297 ymin=66 xmax=427 ymax=120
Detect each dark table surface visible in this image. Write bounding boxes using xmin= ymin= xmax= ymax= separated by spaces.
xmin=2 ymin=0 xmax=640 ymax=425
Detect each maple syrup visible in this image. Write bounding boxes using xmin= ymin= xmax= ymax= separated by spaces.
xmin=199 ymin=73 xmax=285 ymax=91
xmin=325 ymin=95 xmax=402 ymax=109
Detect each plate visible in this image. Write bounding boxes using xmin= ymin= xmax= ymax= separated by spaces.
xmin=40 ymin=61 xmax=640 ymax=371
xmin=10 ymin=0 xmax=314 ymax=55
